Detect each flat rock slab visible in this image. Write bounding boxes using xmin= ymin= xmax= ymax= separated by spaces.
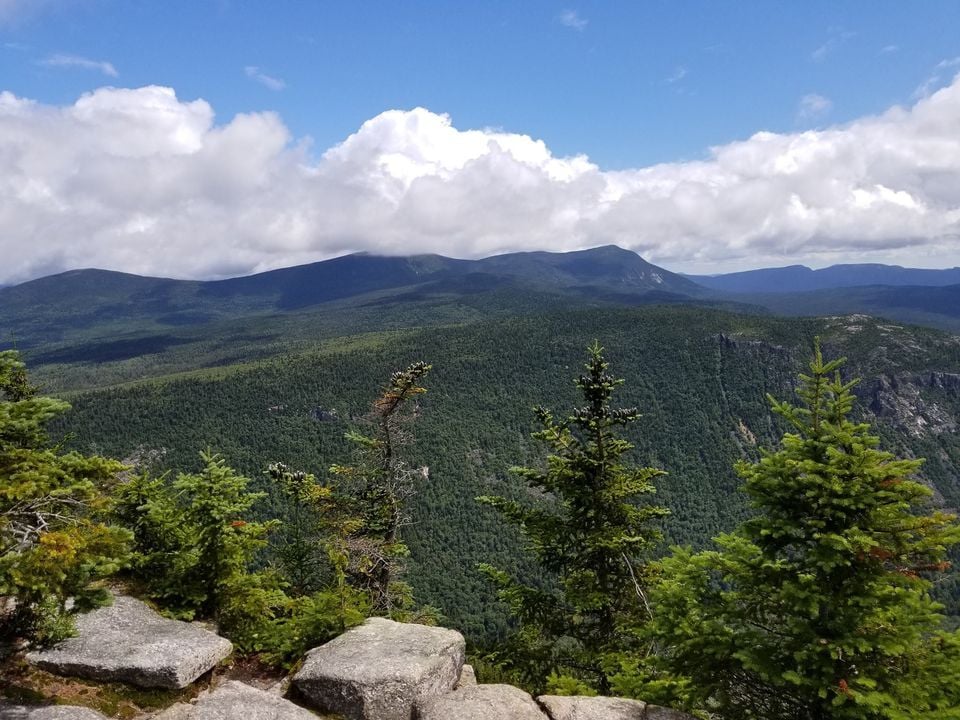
xmin=292 ymin=617 xmax=464 ymax=720
xmin=154 ymin=681 xmax=319 ymax=720
xmin=26 ymin=595 xmax=232 ymax=689
xmin=0 ymin=705 xmax=108 ymax=720
xmin=537 ymin=696 xmax=694 ymax=720
xmin=416 ymin=684 xmax=546 ymax=720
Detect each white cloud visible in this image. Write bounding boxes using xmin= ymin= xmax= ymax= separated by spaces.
xmin=797 ymin=93 xmax=832 ymax=121
xmin=881 ymin=44 xmax=899 ymax=54
xmin=42 ymin=53 xmax=118 ymax=77
xmin=244 ymin=66 xmax=286 ymax=91
xmin=558 ymin=9 xmax=587 ymax=31
xmin=3 ymin=77 xmax=960 ymax=283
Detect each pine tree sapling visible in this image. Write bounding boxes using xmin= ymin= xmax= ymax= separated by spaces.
xmin=478 ymin=342 xmax=669 ymax=694
xmin=0 ymin=350 xmax=131 ymax=643
xmin=650 ymin=340 xmax=960 ymax=719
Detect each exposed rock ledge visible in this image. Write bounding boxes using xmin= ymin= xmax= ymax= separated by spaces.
xmin=26 ymin=595 xmax=232 ymax=690
xmin=16 ymin=597 xmax=694 ymax=720
xmin=292 ymin=616 xmax=465 ymax=720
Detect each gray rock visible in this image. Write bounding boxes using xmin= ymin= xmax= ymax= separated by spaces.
xmin=456 ymin=664 xmax=477 ymax=688
xmin=292 ymin=617 xmax=464 ymax=720
xmin=151 ymin=704 xmax=195 ymax=720
xmin=537 ymin=695 xmax=646 ymax=720
xmin=416 ymin=684 xmax=546 ymax=720
xmin=536 ymin=696 xmax=695 ymax=720
xmin=645 ymin=706 xmax=695 ymax=720
xmin=26 ymin=595 xmax=233 ymax=689
xmin=0 ymin=705 xmax=108 ymax=720
xmin=153 ymin=681 xmax=318 ymax=720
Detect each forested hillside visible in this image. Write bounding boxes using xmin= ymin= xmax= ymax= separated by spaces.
xmin=46 ymin=306 xmax=960 ymax=641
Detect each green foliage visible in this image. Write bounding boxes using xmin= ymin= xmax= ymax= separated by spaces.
xmin=265 ymin=462 xmax=341 ymax=595
xmin=46 ymin=307 xmax=960 ymax=642
xmin=259 ymin=461 xmax=371 ymax=664
xmin=478 ymin=342 xmax=669 ymax=694
xmin=331 ymin=361 xmax=432 ymax=617
xmin=0 ymin=350 xmax=130 ymax=643
xmin=263 ymin=586 xmax=369 ymax=667
xmin=650 ymin=340 xmax=960 ymax=719
xmin=115 ymin=451 xmax=281 ymax=633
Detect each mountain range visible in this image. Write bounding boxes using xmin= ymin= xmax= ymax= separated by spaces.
xmin=3 ymin=246 xmax=960 ymax=375
xmin=686 ymin=263 xmax=960 ymax=293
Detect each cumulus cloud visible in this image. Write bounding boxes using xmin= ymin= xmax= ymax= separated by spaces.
xmin=244 ymin=66 xmax=285 ymax=91
xmin=797 ymin=93 xmax=832 ymax=121
xmin=3 ymin=78 xmax=960 ymax=283
xmin=42 ymin=53 xmax=118 ymax=77
xmin=558 ymin=9 xmax=587 ymax=31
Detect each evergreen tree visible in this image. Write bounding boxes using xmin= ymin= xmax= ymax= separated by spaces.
xmin=650 ymin=340 xmax=960 ymax=719
xmin=0 ymin=350 xmax=130 ymax=643
xmin=478 ymin=342 xmax=669 ymax=694
xmin=331 ymin=361 xmax=432 ymax=616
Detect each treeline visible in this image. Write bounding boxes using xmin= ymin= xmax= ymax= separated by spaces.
xmin=4 ymin=339 xmax=960 ymax=718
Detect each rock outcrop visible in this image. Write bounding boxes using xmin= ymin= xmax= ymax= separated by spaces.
xmin=13 ymin=610 xmax=696 ymax=720
xmin=538 ymin=695 xmax=647 ymax=720
xmin=538 ymin=695 xmax=694 ymax=720
xmin=537 ymin=695 xmax=693 ymax=720
xmin=154 ymin=681 xmax=316 ymax=720
xmin=416 ymin=684 xmax=546 ymax=720
xmin=292 ymin=617 xmax=464 ymax=720
xmin=26 ymin=596 xmax=233 ymax=689
xmin=0 ymin=705 xmax=109 ymax=720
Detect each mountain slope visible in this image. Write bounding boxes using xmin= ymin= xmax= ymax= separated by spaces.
xmin=745 ymin=284 xmax=960 ymax=333
xmin=688 ymin=263 xmax=960 ymax=293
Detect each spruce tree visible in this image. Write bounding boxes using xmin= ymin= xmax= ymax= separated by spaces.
xmin=650 ymin=340 xmax=960 ymax=719
xmin=478 ymin=342 xmax=668 ymax=694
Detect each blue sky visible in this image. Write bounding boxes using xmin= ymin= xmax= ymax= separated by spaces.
xmin=5 ymin=1 xmax=959 ymax=167
xmin=2 ymin=1 xmax=960 ymax=281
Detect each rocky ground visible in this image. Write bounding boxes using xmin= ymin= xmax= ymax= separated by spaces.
xmin=0 ymin=595 xmax=693 ymax=720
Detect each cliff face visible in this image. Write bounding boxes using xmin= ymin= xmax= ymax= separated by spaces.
xmin=861 ymin=371 xmax=960 ymax=437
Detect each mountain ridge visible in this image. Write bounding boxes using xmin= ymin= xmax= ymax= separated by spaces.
xmin=686 ymin=262 xmax=960 ymax=293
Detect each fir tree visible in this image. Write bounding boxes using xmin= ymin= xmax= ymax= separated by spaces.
xmin=0 ymin=350 xmax=130 ymax=643
xmin=478 ymin=342 xmax=669 ymax=694
xmin=650 ymin=340 xmax=960 ymax=719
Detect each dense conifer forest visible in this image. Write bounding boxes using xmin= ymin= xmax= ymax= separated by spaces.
xmin=5 ymin=306 xmax=960 ymax=717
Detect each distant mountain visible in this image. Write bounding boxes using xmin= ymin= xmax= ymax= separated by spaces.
xmin=7 ymin=247 xmax=960 ymax=383
xmin=687 ymin=263 xmax=960 ymax=294
xmin=750 ymin=283 xmax=960 ymax=333
xmin=0 ymin=246 xmax=704 ymax=352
